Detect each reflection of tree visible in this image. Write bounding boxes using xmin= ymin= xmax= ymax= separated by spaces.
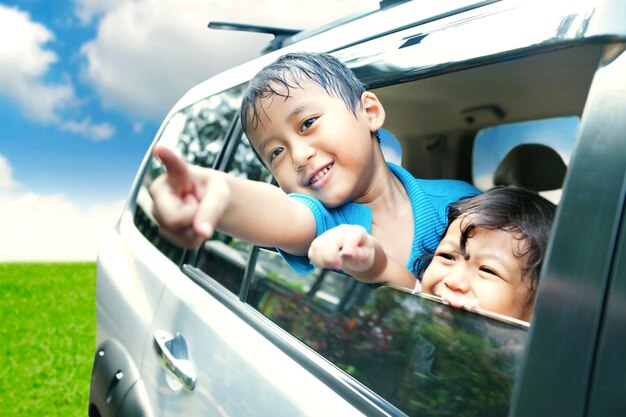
xmin=402 ymin=321 xmax=517 ymax=416
xmin=177 ymin=86 xmax=245 ymax=168
xmin=143 ymin=84 xmax=246 ymax=185
xmin=253 ymin=281 xmax=526 ymax=417
xmin=225 ymin=134 xmax=271 ymax=183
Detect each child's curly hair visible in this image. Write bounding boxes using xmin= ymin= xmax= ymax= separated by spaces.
xmin=415 ymin=186 xmax=556 ymax=304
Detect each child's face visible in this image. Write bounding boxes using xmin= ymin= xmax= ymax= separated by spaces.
xmin=246 ymin=80 xmax=384 ymax=208
xmin=421 ymin=216 xmax=534 ymax=321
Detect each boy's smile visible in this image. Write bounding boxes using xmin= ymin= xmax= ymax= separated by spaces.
xmin=246 ymin=80 xmax=385 ymax=207
xmin=421 ymin=216 xmax=534 ymax=321
xmin=307 ymin=162 xmax=333 ymax=188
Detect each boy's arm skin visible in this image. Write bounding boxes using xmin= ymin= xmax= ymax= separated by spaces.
xmin=308 ymin=225 xmax=418 ymax=290
xmin=149 ymin=146 xmax=317 ymax=254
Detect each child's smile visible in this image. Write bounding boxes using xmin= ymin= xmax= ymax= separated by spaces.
xmin=307 ymin=163 xmax=333 ymax=188
xmin=421 ymin=216 xmax=534 ymax=321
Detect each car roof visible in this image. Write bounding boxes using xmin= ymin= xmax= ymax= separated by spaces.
xmin=164 ymin=0 xmax=503 ymax=118
xmin=163 ymin=0 xmax=625 ymax=125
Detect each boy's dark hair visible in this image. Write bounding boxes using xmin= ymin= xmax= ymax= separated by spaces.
xmin=416 ymin=187 xmax=556 ymax=303
xmin=240 ymin=52 xmax=366 ymax=137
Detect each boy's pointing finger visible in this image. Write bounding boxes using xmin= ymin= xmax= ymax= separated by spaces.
xmin=339 ymin=225 xmax=369 ymax=256
xmin=154 ymin=145 xmax=192 ymax=192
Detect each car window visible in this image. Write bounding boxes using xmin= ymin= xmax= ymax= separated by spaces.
xmin=472 ymin=116 xmax=579 ymax=204
xmin=194 ymin=132 xmax=273 ymax=294
xmin=133 ymin=84 xmax=245 ymax=264
xmin=247 ymin=248 xmax=529 ymax=416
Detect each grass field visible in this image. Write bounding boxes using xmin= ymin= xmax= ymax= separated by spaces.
xmin=0 ymin=262 xmax=96 ymax=417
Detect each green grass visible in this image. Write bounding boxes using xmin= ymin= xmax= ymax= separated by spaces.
xmin=0 ymin=262 xmax=96 ymax=417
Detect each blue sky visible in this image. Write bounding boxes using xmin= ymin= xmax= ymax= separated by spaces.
xmin=0 ymin=0 xmax=376 ymax=261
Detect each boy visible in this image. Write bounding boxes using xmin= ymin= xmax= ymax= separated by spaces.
xmin=308 ymin=187 xmax=556 ymax=321
xmin=149 ymin=52 xmax=479 ymax=275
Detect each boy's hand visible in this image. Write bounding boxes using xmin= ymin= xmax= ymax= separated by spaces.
xmin=149 ymin=146 xmax=230 ymax=248
xmin=308 ymin=225 xmax=377 ymax=274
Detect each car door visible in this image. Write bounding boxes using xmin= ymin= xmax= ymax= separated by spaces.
xmin=90 ymin=83 xmax=246 ymax=417
xmin=138 ymin=115 xmax=534 ymax=417
xmin=136 ymin=117 xmax=374 ymax=416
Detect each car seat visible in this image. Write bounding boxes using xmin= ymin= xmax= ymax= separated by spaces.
xmin=493 ymin=143 xmax=566 ymax=192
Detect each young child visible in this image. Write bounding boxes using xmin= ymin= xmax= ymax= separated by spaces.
xmin=149 ymin=52 xmax=479 ymax=276
xmin=309 ymin=187 xmax=556 ymax=321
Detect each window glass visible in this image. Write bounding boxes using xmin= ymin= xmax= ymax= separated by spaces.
xmin=473 ymin=116 xmax=579 ymax=204
xmin=248 ymin=249 xmax=528 ymax=417
xmin=133 ymin=84 xmax=245 ymax=264
xmin=195 ymin=133 xmax=273 ymax=294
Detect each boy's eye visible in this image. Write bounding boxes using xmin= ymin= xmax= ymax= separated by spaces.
xmin=300 ymin=117 xmax=317 ymax=133
xmin=268 ymin=147 xmax=284 ymax=163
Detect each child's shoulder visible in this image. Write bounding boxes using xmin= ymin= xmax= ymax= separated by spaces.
xmin=416 ymin=177 xmax=481 ymax=198
xmin=388 ymin=162 xmax=480 ymax=199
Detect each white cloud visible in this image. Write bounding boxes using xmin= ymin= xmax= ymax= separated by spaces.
xmin=0 ymin=154 xmax=124 ymax=261
xmin=0 ymin=155 xmax=19 ymax=192
xmin=0 ymin=4 xmax=115 ymax=140
xmin=132 ymin=121 xmax=144 ymax=133
xmin=81 ymin=0 xmax=378 ymax=121
xmin=73 ymin=0 xmax=128 ymax=24
xmin=60 ymin=117 xmax=116 ymax=141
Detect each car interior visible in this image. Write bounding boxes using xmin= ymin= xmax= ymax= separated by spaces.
xmin=373 ymin=42 xmax=601 ymax=192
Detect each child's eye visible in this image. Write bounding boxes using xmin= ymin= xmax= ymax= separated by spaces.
xmin=479 ymin=266 xmax=502 ymax=279
xmin=268 ymin=147 xmax=284 ymax=163
xmin=300 ymin=117 xmax=317 ymax=133
xmin=435 ymin=251 xmax=455 ymax=262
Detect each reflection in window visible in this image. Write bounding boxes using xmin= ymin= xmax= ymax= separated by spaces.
xmin=195 ymin=133 xmax=273 ymax=294
xmin=133 ymin=84 xmax=246 ymax=264
xmin=248 ymin=248 xmax=528 ymax=417
xmin=227 ymin=133 xmax=271 ymax=182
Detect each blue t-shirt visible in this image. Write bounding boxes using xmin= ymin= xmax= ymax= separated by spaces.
xmin=278 ymin=163 xmax=480 ymax=274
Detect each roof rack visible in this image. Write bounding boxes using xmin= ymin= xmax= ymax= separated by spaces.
xmin=379 ymin=0 xmax=411 ymax=8
xmin=207 ymin=21 xmax=302 ymax=53
xmin=208 ymin=0 xmax=403 ymax=55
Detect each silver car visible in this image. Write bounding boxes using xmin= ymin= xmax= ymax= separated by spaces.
xmin=89 ymin=1 xmax=626 ymax=416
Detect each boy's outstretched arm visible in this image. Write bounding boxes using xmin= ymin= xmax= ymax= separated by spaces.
xmin=308 ymin=225 xmax=418 ymax=290
xmin=149 ymin=146 xmax=316 ymax=254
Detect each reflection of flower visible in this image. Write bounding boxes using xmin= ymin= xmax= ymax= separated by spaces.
xmin=255 ymin=281 xmax=526 ymax=417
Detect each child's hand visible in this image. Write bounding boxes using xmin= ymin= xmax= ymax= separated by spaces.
xmin=308 ymin=225 xmax=377 ymax=273
xmin=149 ymin=146 xmax=230 ymax=248
xmin=440 ymin=293 xmax=481 ymax=311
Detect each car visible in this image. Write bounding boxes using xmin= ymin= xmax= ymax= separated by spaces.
xmin=89 ymin=0 xmax=626 ymax=416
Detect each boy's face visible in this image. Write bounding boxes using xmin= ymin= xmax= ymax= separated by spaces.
xmin=245 ymin=80 xmax=384 ymax=208
xmin=421 ymin=216 xmax=534 ymax=321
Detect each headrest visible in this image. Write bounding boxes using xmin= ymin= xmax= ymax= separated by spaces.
xmin=493 ymin=144 xmax=566 ymax=191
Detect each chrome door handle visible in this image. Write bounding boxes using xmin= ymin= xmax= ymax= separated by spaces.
xmin=153 ymin=330 xmax=197 ymax=391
